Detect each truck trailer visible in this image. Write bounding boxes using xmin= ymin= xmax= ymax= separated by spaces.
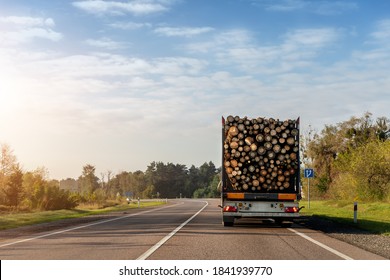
xmin=221 ymin=115 xmax=302 ymax=227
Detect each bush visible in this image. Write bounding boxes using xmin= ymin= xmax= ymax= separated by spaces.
xmin=40 ymin=186 xmax=79 ymax=210
xmin=333 ymin=140 xmax=390 ymax=201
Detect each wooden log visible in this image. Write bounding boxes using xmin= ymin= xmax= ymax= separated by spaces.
xmin=264 ymin=142 xmax=272 ymax=150
xmin=230 ymin=141 xmax=239 ymax=149
xmin=256 ymin=134 xmax=264 ymax=142
xmin=245 ymin=137 xmax=254 ymax=145
xmin=226 ymin=115 xmax=235 ymax=123
xmin=257 ymin=146 xmax=266 ymax=155
xmin=290 ymin=152 xmax=297 ymax=160
xmin=291 ymin=128 xmax=299 ymax=136
xmin=286 ymin=137 xmax=295 ymax=145
xmin=237 ymin=123 xmax=245 ymax=131
xmin=267 ymin=151 xmax=275 ymax=159
xmin=249 ymin=151 xmax=257 ymax=159
xmin=228 ymin=126 xmax=239 ymax=137
xmin=250 ymin=143 xmax=257 ymax=151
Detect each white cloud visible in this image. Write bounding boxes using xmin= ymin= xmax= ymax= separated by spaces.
xmin=254 ymin=0 xmax=358 ymax=15
xmin=352 ymin=19 xmax=390 ymax=63
xmin=0 ymin=28 xmax=63 ymax=45
xmin=262 ymin=0 xmax=307 ymax=11
xmin=371 ymin=19 xmax=390 ymax=42
xmin=185 ymin=29 xmax=253 ymax=53
xmin=154 ymin=26 xmax=214 ymax=37
xmin=109 ymin=21 xmax=152 ymax=30
xmin=0 ymin=16 xmax=56 ymax=27
xmin=0 ymin=16 xmax=62 ymax=45
xmin=283 ymin=28 xmax=339 ymax=47
xmin=72 ymin=0 xmax=170 ymax=16
xmin=85 ymin=37 xmax=128 ymax=50
xmin=185 ymin=27 xmax=339 ymax=74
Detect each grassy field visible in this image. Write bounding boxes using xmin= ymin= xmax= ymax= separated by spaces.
xmin=299 ymin=200 xmax=390 ymax=236
xmin=0 ymin=200 xmax=167 ymax=230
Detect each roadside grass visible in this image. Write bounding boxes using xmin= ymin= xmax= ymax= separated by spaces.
xmin=0 ymin=200 xmax=167 ymax=230
xmin=299 ymin=200 xmax=390 ymax=236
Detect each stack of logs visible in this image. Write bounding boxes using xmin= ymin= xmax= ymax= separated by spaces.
xmin=224 ymin=115 xmax=299 ymax=192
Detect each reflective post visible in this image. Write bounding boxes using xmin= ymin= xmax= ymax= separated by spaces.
xmin=354 ymin=202 xmax=358 ymax=223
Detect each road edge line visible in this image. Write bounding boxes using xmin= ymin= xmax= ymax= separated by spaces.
xmin=288 ymin=228 xmax=354 ymax=260
xmin=136 ymin=201 xmax=209 ymax=260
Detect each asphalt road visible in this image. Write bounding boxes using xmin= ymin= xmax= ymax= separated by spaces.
xmin=0 ymin=199 xmax=385 ymax=260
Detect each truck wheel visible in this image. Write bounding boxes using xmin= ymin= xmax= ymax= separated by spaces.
xmin=223 ymin=221 xmax=234 ymax=227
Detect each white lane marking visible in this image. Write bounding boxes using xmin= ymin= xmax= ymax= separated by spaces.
xmin=0 ymin=202 xmax=183 ymax=248
xmin=288 ymin=228 xmax=353 ymax=260
xmin=137 ymin=201 xmax=209 ymax=260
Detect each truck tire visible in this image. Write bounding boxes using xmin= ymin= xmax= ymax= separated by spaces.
xmin=223 ymin=221 xmax=234 ymax=227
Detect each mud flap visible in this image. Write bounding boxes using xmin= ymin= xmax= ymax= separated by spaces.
xmin=223 ymin=216 xmax=235 ymax=227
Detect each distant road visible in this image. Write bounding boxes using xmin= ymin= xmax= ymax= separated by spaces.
xmin=0 ymin=199 xmax=385 ymax=260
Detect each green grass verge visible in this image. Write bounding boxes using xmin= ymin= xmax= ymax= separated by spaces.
xmin=0 ymin=201 xmax=166 ymax=230
xmin=299 ymin=200 xmax=390 ymax=236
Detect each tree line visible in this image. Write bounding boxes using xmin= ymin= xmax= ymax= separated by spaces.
xmin=0 ymin=144 xmax=220 ymax=212
xmin=303 ymin=112 xmax=390 ymax=202
xmin=60 ymin=161 xmax=220 ymax=203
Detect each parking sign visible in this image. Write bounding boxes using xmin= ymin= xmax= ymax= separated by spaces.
xmin=304 ymin=168 xmax=314 ymax=178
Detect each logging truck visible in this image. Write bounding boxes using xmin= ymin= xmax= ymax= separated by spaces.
xmin=221 ymin=115 xmax=302 ymax=227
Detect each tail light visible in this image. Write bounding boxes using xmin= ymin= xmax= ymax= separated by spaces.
xmin=223 ymin=205 xmax=238 ymax=212
xmin=284 ymin=206 xmax=299 ymax=213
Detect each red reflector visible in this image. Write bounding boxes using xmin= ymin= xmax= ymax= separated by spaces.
xmin=284 ymin=206 xmax=299 ymax=213
xmin=223 ymin=205 xmax=238 ymax=212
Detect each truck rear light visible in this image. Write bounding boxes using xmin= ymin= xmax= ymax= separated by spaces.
xmin=284 ymin=206 xmax=299 ymax=213
xmin=223 ymin=205 xmax=238 ymax=212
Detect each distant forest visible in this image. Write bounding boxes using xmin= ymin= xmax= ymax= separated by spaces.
xmin=61 ymin=161 xmax=220 ymax=201
xmin=0 ymin=147 xmax=220 ymax=212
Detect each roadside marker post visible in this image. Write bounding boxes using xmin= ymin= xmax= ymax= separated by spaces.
xmin=354 ymin=202 xmax=358 ymax=223
xmin=304 ymin=168 xmax=314 ymax=209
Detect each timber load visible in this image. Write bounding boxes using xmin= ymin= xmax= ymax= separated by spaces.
xmin=223 ymin=115 xmax=300 ymax=193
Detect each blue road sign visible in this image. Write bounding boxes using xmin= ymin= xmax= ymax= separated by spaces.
xmin=304 ymin=168 xmax=314 ymax=178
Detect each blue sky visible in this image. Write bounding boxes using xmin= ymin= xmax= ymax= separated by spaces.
xmin=1 ymin=0 xmax=390 ymax=179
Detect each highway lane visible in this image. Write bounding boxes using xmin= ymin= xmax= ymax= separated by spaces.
xmin=0 ymin=199 xmax=385 ymax=260
xmin=0 ymin=200 xmax=206 ymax=260
xmin=148 ymin=199 xmax=385 ymax=260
